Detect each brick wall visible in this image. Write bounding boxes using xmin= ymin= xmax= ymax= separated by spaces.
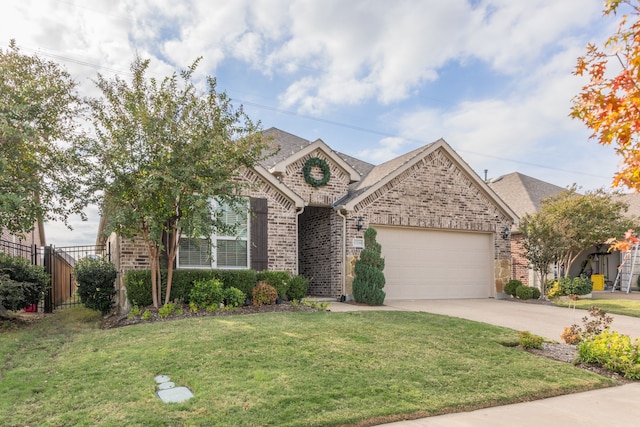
xmin=344 ymin=148 xmax=512 ymax=295
xmin=280 ymin=150 xmax=351 ymax=206
xmin=510 ymin=234 xmax=530 ymax=286
xmin=299 ymin=207 xmax=332 ymax=294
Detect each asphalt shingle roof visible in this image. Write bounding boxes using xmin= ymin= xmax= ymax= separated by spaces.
xmin=487 ymin=172 xmax=566 ymax=219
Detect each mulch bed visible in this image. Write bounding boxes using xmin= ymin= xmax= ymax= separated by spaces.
xmin=100 ymin=301 xmax=319 ymax=329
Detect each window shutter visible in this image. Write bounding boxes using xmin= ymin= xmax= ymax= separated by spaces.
xmin=250 ymin=198 xmax=268 ymax=271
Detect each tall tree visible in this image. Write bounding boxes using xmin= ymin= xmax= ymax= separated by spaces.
xmin=571 ymin=0 xmax=640 ymax=190
xmin=86 ymin=57 xmax=270 ymax=307
xmin=520 ymin=187 xmax=634 ymax=279
xmin=0 ymin=40 xmax=88 ymax=236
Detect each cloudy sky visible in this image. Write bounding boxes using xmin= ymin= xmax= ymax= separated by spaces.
xmin=1 ymin=0 xmax=625 ymax=246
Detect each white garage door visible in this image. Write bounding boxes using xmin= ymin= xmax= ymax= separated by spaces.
xmin=375 ymin=226 xmax=493 ymax=299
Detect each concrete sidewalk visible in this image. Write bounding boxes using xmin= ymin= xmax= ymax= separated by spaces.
xmin=326 ymin=298 xmax=640 ymax=426
xmin=381 ymin=383 xmax=640 ymax=426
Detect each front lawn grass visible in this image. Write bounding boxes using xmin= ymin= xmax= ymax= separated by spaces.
xmin=553 ymin=298 xmax=640 ymax=318
xmin=1 ymin=307 xmax=617 ymax=427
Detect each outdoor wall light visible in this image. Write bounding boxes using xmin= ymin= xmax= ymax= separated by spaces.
xmin=356 ymin=216 xmax=364 ymax=231
xmin=501 ymin=226 xmax=511 ymax=240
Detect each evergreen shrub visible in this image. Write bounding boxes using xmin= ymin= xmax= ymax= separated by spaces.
xmin=74 ymin=257 xmax=117 ymax=314
xmin=353 ymin=227 xmax=386 ymax=305
xmin=0 ymin=252 xmax=49 ymax=311
xmin=504 ymin=279 xmax=522 ymax=297
xmin=286 ymin=275 xmax=309 ymax=301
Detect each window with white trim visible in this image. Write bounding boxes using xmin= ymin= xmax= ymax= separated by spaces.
xmin=177 ymin=199 xmax=249 ymax=269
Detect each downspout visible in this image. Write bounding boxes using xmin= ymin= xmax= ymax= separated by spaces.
xmin=295 ymin=206 xmax=305 ymax=275
xmin=336 ymin=206 xmax=347 ymax=300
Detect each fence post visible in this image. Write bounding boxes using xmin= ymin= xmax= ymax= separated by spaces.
xmin=44 ymin=245 xmax=53 ymax=313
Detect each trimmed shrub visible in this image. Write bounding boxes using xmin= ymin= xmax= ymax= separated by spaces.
xmin=518 ymin=331 xmax=544 ymax=349
xmin=287 ymin=275 xmax=309 ymax=301
xmin=124 ymin=269 xmax=258 ymax=306
xmin=531 ymin=287 xmax=541 ymax=299
xmin=353 ymin=227 xmax=386 ymax=305
xmin=0 ymin=252 xmax=49 ymax=312
xmin=563 ymin=276 xmax=593 ymax=296
xmin=256 ymin=271 xmax=291 ymax=300
xmin=549 ymin=276 xmax=593 ymax=297
xmin=252 ymin=281 xmax=278 ymax=306
xmin=189 ymin=279 xmax=224 ymax=308
xmin=124 ymin=270 xmax=156 ymax=307
xmin=504 ymin=279 xmax=522 ymax=297
xmin=223 ymin=287 xmax=245 ymax=308
xmin=218 ymin=270 xmax=258 ymax=296
xmin=516 ymin=285 xmax=534 ymax=300
xmin=74 ymin=257 xmax=118 ymax=314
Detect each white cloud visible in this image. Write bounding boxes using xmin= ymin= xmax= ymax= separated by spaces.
xmin=1 ymin=0 xmax=624 ymax=245
xmin=357 ymin=137 xmax=408 ymax=163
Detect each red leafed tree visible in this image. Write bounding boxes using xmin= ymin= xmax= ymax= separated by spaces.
xmin=571 ymin=0 xmax=640 ymax=190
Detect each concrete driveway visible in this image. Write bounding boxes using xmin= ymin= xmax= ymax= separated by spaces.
xmin=326 ymin=297 xmax=640 ymax=426
xmin=328 ymin=297 xmax=640 ymax=341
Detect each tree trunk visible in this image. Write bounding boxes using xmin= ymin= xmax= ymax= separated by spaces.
xmin=164 ymin=228 xmax=178 ymax=305
xmin=149 ymin=248 xmax=159 ymax=308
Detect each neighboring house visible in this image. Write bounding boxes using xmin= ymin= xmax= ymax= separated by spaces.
xmin=0 ymin=220 xmax=46 ymax=265
xmin=98 ymin=127 xmax=517 ymax=307
xmin=487 ymin=172 xmax=566 ymax=287
xmin=489 ymin=172 xmax=640 ymax=290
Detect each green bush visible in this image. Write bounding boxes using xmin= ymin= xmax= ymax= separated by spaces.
xmin=353 ymin=227 xmax=386 ymax=305
xmin=223 ymin=287 xmax=245 ymax=308
xmin=563 ymin=276 xmax=593 ymax=296
xmin=0 ymin=252 xmax=49 ymax=311
xmin=548 ymin=276 xmax=593 ymax=297
xmin=578 ymin=329 xmax=640 ymax=379
xmin=531 ymin=287 xmax=541 ymax=299
xmin=252 ymin=281 xmax=278 ymax=306
xmin=287 ymin=275 xmax=309 ymax=301
xmin=124 ymin=270 xmax=159 ymax=307
xmin=124 ymin=269 xmax=258 ymax=306
xmin=189 ymin=279 xmax=224 ymax=308
xmin=256 ymin=271 xmax=291 ymax=300
xmin=217 ymin=270 xmax=258 ymax=297
xmin=516 ymin=285 xmax=534 ymax=300
xmin=158 ymin=302 xmax=178 ymax=318
xmin=74 ymin=257 xmax=117 ymax=314
xmin=504 ymin=279 xmax=522 ymax=297
xmin=518 ymin=331 xmax=544 ymax=350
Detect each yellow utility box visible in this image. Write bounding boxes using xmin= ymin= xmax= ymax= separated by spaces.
xmin=591 ymin=274 xmax=605 ymax=291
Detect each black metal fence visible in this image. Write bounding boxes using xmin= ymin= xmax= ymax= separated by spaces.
xmin=0 ymin=239 xmax=41 ymax=266
xmin=1 ymin=239 xmax=110 ymax=313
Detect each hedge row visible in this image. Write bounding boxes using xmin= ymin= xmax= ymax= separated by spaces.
xmin=124 ymin=269 xmax=308 ymax=307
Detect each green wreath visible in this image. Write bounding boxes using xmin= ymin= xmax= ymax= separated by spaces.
xmin=303 ymin=157 xmax=331 ymax=187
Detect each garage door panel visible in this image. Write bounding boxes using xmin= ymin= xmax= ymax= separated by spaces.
xmin=375 ymin=227 xmax=493 ymax=299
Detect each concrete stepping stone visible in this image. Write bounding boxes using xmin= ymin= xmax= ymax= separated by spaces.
xmin=154 ymin=374 xmax=194 ymax=403
xmin=158 ymin=381 xmax=175 ymax=390
xmin=154 ymin=375 xmax=171 ymax=384
xmin=157 ymin=386 xmax=194 ymax=403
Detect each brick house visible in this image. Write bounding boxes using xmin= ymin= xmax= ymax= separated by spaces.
xmin=0 ymin=220 xmax=45 ymax=264
xmin=487 ymin=172 xmax=565 ymax=287
xmin=488 ymin=172 xmax=640 ymax=291
xmin=99 ymin=128 xmax=517 ymax=306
